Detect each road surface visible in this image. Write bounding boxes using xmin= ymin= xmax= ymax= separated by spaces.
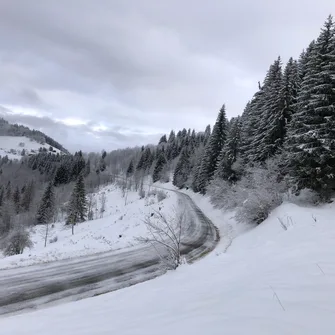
xmin=0 ymin=191 xmax=219 ymax=317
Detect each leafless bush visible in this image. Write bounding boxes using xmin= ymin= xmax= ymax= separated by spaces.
xmin=235 ymin=165 xmax=285 ymax=224
xmin=136 ymin=207 xmax=188 ymax=270
xmin=210 ymin=158 xmax=287 ymax=225
xmin=49 ymin=235 xmax=58 ymax=244
xmin=0 ymin=226 xmax=33 ymax=256
xmin=285 ymin=188 xmax=320 ymax=206
xmin=87 ymin=193 xmax=97 ymax=221
xmin=207 ymin=179 xmax=240 ymax=210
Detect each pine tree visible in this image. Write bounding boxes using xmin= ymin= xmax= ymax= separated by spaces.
xmin=5 ymin=181 xmax=11 ymax=199
xmin=173 ymin=148 xmax=191 ymax=188
xmin=248 ymin=57 xmax=284 ymax=161
xmin=158 ymin=134 xmax=167 ymax=145
xmin=197 ymin=105 xmax=228 ymax=193
xmin=66 ymin=174 xmax=87 ymax=234
xmin=280 ymin=57 xmax=301 ymax=126
xmin=21 ymin=180 xmax=35 ymax=212
xmin=54 ymin=164 xmax=70 ymax=186
xmin=0 ymin=186 xmax=4 ymax=208
xmin=152 ymin=152 xmax=166 ymax=183
xmin=168 ymin=130 xmax=176 ymax=143
xmin=84 ymin=158 xmax=91 ymax=177
xmin=285 ymin=16 xmax=335 ymax=197
xmin=214 ymin=116 xmax=241 ymax=182
xmin=239 ymin=91 xmax=265 ymax=163
xmin=126 ymin=160 xmax=134 ymax=176
xmin=36 ymin=181 xmax=55 ymax=225
xmin=12 ymin=186 xmax=21 ymax=214
xmin=71 ymin=151 xmax=86 ymax=180
xmin=136 ymin=147 xmax=153 ymax=171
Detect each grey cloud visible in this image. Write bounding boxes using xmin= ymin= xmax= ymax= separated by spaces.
xmin=0 ymin=0 xmax=333 ymax=151
xmin=0 ymin=107 xmax=162 ymax=152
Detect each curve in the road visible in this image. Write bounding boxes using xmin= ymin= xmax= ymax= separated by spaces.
xmin=0 ymin=188 xmax=219 ymax=317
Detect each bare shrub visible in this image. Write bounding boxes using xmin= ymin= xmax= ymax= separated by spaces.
xmin=87 ymin=193 xmax=97 ymax=221
xmin=0 ymin=227 xmax=33 ymax=256
xmin=209 ymin=158 xmax=287 ymax=225
xmin=207 ymin=179 xmax=240 ymax=210
xmin=136 ymin=207 xmax=188 ymax=270
xmin=49 ymin=236 xmax=58 ymax=244
xmin=235 ymin=163 xmax=286 ymax=224
xmin=285 ymin=188 xmax=320 ymax=206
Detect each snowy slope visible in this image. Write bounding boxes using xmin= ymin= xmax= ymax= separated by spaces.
xmin=2 ymin=195 xmax=335 ymax=334
xmin=0 ymin=135 xmax=62 ymax=160
xmin=0 ymin=184 xmax=176 ymax=270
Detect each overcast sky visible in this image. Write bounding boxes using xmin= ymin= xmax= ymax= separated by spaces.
xmin=0 ymin=1 xmax=333 ymax=152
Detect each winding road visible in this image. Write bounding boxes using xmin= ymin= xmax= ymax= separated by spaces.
xmin=0 ymin=191 xmax=219 ymax=317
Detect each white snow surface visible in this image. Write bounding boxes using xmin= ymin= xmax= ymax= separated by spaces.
xmin=2 ymin=188 xmax=335 ymax=334
xmin=0 ymin=185 xmax=176 ymax=270
xmin=0 ymin=135 xmax=62 ymax=160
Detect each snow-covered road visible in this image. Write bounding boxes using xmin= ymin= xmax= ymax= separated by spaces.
xmin=0 ymin=191 xmax=219 ymax=316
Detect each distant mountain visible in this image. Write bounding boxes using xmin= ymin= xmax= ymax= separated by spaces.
xmin=0 ymin=117 xmax=69 ymax=156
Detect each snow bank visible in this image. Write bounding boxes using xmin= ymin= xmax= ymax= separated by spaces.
xmin=0 ymin=185 xmax=176 ymax=269
xmin=2 ymin=192 xmax=335 ymax=334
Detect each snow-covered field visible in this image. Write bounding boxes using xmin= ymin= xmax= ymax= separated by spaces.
xmin=0 ymin=135 xmax=62 ymax=160
xmin=2 ymin=190 xmax=335 ymax=334
xmin=0 ymin=185 xmax=176 ymax=270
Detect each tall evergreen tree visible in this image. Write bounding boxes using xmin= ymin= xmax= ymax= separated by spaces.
xmin=158 ymin=134 xmax=167 ymax=145
xmin=197 ymin=105 xmax=228 ymax=193
xmin=36 ymin=181 xmax=55 ymax=225
xmin=280 ymin=57 xmax=301 ymax=126
xmin=21 ymin=180 xmax=35 ymax=212
xmin=0 ymin=186 xmax=4 ymax=208
xmin=249 ymin=57 xmax=284 ymax=161
xmin=285 ymin=16 xmax=335 ymax=197
xmin=214 ymin=116 xmax=242 ymax=182
xmin=152 ymin=152 xmax=167 ymax=183
xmin=126 ymin=160 xmax=134 ymax=176
xmin=12 ymin=186 xmax=21 ymax=214
xmin=173 ymin=148 xmax=191 ymax=188
xmin=66 ymin=174 xmax=87 ymax=234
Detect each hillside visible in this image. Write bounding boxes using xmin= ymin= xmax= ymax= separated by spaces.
xmin=0 ymin=117 xmax=69 ymax=155
xmin=0 ymin=135 xmax=64 ymax=160
xmin=0 ymin=184 xmax=175 ymax=269
xmin=1 ymin=188 xmax=335 ymax=334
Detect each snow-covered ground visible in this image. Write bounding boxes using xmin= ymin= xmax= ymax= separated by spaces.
xmin=2 ymin=189 xmax=335 ymax=334
xmin=0 ymin=135 xmax=62 ymax=160
xmin=0 ymin=185 xmax=176 ymax=270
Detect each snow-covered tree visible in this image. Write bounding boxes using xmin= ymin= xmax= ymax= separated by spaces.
xmin=284 ymin=16 xmax=335 ymax=197
xmin=36 ymin=181 xmax=55 ymax=225
xmin=173 ymin=148 xmax=191 ymax=188
xmin=197 ymin=105 xmax=228 ymax=193
xmin=66 ymin=174 xmax=87 ymax=234
xmin=214 ymin=116 xmax=241 ymax=182
xmin=152 ymin=151 xmax=166 ymax=183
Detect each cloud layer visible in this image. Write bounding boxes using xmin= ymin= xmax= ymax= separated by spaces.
xmin=0 ymin=0 xmax=333 ymax=151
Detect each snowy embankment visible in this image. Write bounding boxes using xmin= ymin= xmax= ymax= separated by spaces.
xmin=0 ymin=185 xmax=176 ymax=270
xmin=0 ymin=135 xmax=62 ymax=160
xmin=2 ymin=189 xmax=335 ymax=334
